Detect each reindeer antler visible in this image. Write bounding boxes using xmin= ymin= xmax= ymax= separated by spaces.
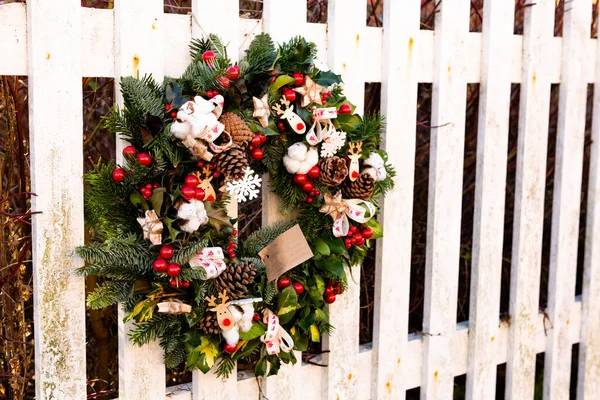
xmin=201 ymin=165 xmax=212 ymax=180
xmin=272 ymin=98 xmax=291 ymax=116
xmin=205 ymin=295 xmax=217 ymax=307
xmin=218 ymin=291 xmax=230 ymax=305
xmin=348 ymin=141 xmax=363 ymax=155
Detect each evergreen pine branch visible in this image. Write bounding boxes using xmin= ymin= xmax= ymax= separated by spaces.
xmin=243 ymin=33 xmax=276 ymax=76
xmin=181 ymin=267 xmax=207 ymax=281
xmin=263 ymin=280 xmax=277 ymax=304
xmin=86 ymin=281 xmax=133 ymax=309
xmin=172 ymin=239 xmax=208 ymax=265
xmin=215 ymin=357 xmax=236 ymax=378
xmin=193 ymin=281 xmax=208 ymax=306
xmin=373 ymin=162 xmax=396 ymax=198
xmin=161 ymin=335 xmax=187 ymax=368
xmin=240 ymin=222 xmax=295 ymax=256
xmin=297 ymin=205 xmax=331 ymax=243
xmin=128 ymin=313 xmax=181 ymax=346
xmin=76 ymin=233 xmax=150 ymax=268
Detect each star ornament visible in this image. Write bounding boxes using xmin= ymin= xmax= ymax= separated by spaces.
xmin=253 ymin=94 xmax=270 ymax=128
xmin=319 ymin=192 xmax=349 ymax=222
xmin=294 ymin=76 xmax=324 ymax=107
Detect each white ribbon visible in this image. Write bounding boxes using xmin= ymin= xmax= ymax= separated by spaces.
xmin=157 ymin=301 xmax=192 ymax=314
xmin=306 ymin=107 xmax=338 ymax=146
xmin=260 ymin=309 xmax=294 ymax=355
xmin=189 ymin=247 xmax=227 ymax=279
xmin=332 ymin=198 xmax=375 ymax=237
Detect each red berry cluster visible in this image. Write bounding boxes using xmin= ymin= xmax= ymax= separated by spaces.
xmin=140 ymin=183 xmax=160 ymax=201
xmin=294 ymin=167 xmax=321 ymax=204
xmin=153 ymin=246 xmax=189 ymax=288
xmin=224 ymin=343 xmax=238 ymax=354
xmin=277 ymin=276 xmax=304 ymax=295
xmin=343 ymin=225 xmax=374 ymax=249
xmin=321 ymin=91 xmax=332 ymax=105
xmin=324 ymin=281 xmax=343 ymax=304
xmin=226 ymin=229 xmax=239 ymax=259
xmin=181 ymin=173 xmax=206 ymax=201
xmin=201 ymin=50 xmax=240 ymax=90
xmin=165 ymin=103 xmax=178 ymax=119
xmin=250 ymin=134 xmax=266 ymax=161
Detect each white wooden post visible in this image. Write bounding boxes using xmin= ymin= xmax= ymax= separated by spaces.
xmin=578 ymin=14 xmax=600 ymax=398
xmin=420 ymin=1 xmax=469 ymax=399
xmin=113 ymin=1 xmax=166 ymax=398
xmin=27 ymin=1 xmax=87 ymax=398
xmin=190 ymin=1 xmax=241 ymax=398
xmin=371 ymin=1 xmax=419 ymax=399
xmin=544 ymin=1 xmax=591 ymax=399
xmin=506 ymin=1 xmax=555 ymax=399
xmin=465 ymin=2 xmax=514 ymax=399
xmin=324 ymin=1 xmax=366 ymax=399
xmin=260 ymin=1 xmax=307 ymax=398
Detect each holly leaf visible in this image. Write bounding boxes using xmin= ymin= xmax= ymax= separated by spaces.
xmin=315 ymin=255 xmax=345 ymax=277
xmin=149 ymin=187 xmax=166 ymax=216
xmin=363 ymin=218 xmax=384 ymax=240
xmin=334 ymin=113 xmax=362 ymax=133
xmin=313 ymin=70 xmax=343 ymax=86
xmin=205 ymin=201 xmax=233 ymax=232
xmin=194 ymin=337 xmax=219 ymax=373
xmin=269 ymin=75 xmax=296 ymax=94
xmin=239 ymin=322 xmax=267 ymax=341
xmin=163 ymin=216 xmax=181 ymax=242
xmin=185 ymin=306 xmax=205 ymax=326
xmin=130 ymin=192 xmax=149 ymax=211
xmin=276 ymin=286 xmax=298 ymax=324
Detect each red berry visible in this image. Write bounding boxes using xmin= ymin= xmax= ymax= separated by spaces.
xmin=339 ymin=104 xmax=352 ymax=114
xmin=361 ymin=227 xmax=374 ymax=239
xmin=251 ymin=135 xmax=262 ymax=148
xmin=302 ymin=181 xmax=314 ymax=193
xmin=112 ymin=168 xmax=125 ymax=182
xmin=170 ymin=279 xmax=178 ymax=288
xmin=153 ymin=259 xmax=168 ymax=273
xmin=228 ymin=242 xmax=236 ymax=249
xmin=251 ymin=147 xmax=264 ymax=161
xmin=271 ymin=76 xmax=277 ymax=83
xmin=226 ymin=66 xmax=239 ymax=81
xmin=202 ymin=50 xmax=216 ymax=64
xmin=167 ymin=263 xmax=181 ymax=278
xmin=145 ymin=183 xmax=153 ymax=190
xmin=259 ymin=134 xmax=267 ymax=144
xmin=184 ymin=175 xmax=200 ymax=188
xmin=183 ymin=281 xmax=190 ymax=288
xmin=253 ymin=313 xmax=261 ymax=322
xmin=315 ymin=190 xmax=321 ymax=196
xmin=213 ymin=170 xmax=221 ymax=179
xmin=232 ymin=229 xmax=238 ymax=235
xmin=194 ymin=188 xmax=206 ymax=201
xmin=206 ymin=90 xmax=216 ymax=98
xmin=277 ymin=121 xmax=286 ymax=132
xmin=284 ymin=89 xmax=297 ymax=103
xmin=197 ymin=161 xmax=205 ymax=168
xmin=209 ymin=163 xmax=216 ymax=170
xmin=165 ymin=104 xmax=172 ymax=111
xmin=292 ymin=73 xmax=305 ymax=87
xmin=137 ymin=153 xmax=152 ymax=166
xmin=307 ymin=166 xmax=320 ymax=179
xmin=349 ymin=225 xmax=358 ymax=233
xmin=170 ymin=110 xmax=177 ymax=119
xmin=350 ymin=237 xmax=357 ymax=245
xmin=292 ymin=282 xmax=304 ymax=295
xmin=305 ymin=197 xmax=314 ymax=204
xmin=216 ymin=76 xmax=231 ymax=88
xmin=294 ymin=174 xmax=308 ymax=186
xmin=153 ymin=183 xmax=160 ymax=189
xmin=344 ymin=239 xmax=352 ymax=249
xmin=181 ymin=185 xmax=196 ymax=200
xmin=122 ymin=145 xmax=137 ymax=157
xmin=324 ymin=285 xmax=335 ymax=296
xmin=324 ymin=294 xmax=336 ymax=304
xmin=355 ymin=237 xmax=366 ymax=247
xmin=224 ymin=343 xmax=238 ymax=354
xmin=278 ymin=277 xmax=291 ymax=289
xmin=353 ymin=232 xmax=363 ymax=241
xmin=160 ymin=246 xmax=174 ymax=260
xmin=309 ymin=190 xmax=317 ymax=197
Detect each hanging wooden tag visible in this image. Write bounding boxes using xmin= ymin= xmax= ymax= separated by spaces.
xmin=259 ymin=224 xmax=314 ymax=281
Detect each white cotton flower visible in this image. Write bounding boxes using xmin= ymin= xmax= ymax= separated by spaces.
xmin=170 ymin=96 xmax=219 ymax=140
xmin=363 ymin=152 xmax=387 ymax=182
xmin=177 ymin=199 xmax=209 ymax=233
xmin=283 ymin=143 xmax=319 ymax=174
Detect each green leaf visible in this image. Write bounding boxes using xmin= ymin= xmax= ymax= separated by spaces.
xmin=239 ymin=322 xmax=267 ymax=341
xmin=334 ymin=113 xmax=362 ymax=133
xmin=276 ymin=286 xmax=298 ymax=324
xmin=297 ymin=311 xmax=316 ymax=331
xmin=194 ymin=337 xmax=219 ymax=373
xmin=269 ymin=75 xmax=296 ymax=94
xmin=309 ymin=324 xmax=320 ymax=342
xmin=315 ymin=255 xmax=345 ymax=277
xmin=186 ymin=306 xmax=205 ymax=326
xmin=149 ymin=187 xmax=166 ymax=216
xmin=255 ymin=357 xmax=268 ymax=377
xmin=313 ymin=70 xmax=342 ymax=86
xmin=363 ymin=218 xmax=384 ymax=240
xmin=290 ymin=327 xmax=308 ymax=351
xmin=307 ymin=285 xmax=323 ymax=304
xmin=313 ymin=238 xmax=330 ymax=256
xmin=315 ymin=275 xmax=325 ymax=295
xmin=232 ymin=338 xmax=261 ymax=361
xmin=323 ymin=236 xmax=348 ymax=256
xmin=130 ymin=191 xmax=149 ymax=211
xmin=163 ymin=217 xmax=181 ymax=242
xmin=315 ymin=307 xmax=328 ymax=323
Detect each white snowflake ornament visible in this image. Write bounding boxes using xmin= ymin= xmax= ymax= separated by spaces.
xmin=226 ymin=168 xmax=262 ymax=202
xmin=177 ymin=198 xmax=209 ymax=233
xmin=320 ymin=130 xmax=347 ymax=158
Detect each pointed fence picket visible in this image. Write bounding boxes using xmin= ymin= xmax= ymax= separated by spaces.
xmin=1 ymin=0 xmax=599 ymax=399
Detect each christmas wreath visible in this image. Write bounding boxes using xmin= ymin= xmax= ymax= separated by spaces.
xmin=77 ymin=34 xmax=395 ymax=377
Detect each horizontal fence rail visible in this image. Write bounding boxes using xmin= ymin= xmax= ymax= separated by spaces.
xmin=2 ymin=0 xmax=599 ymax=399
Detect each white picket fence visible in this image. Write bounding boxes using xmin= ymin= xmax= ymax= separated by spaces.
xmin=1 ymin=0 xmax=599 ymax=399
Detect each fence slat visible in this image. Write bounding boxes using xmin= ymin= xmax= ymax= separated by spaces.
xmin=323 ymin=1 xmax=366 ymax=400
xmin=465 ymin=2 xmax=514 ymax=400
xmin=113 ymin=1 xmax=166 ymax=399
xmin=578 ymin=17 xmax=600 ymax=399
xmin=371 ymin=1 xmax=419 ymax=399
xmin=506 ymin=1 xmax=555 ymax=398
xmin=544 ymin=2 xmax=591 ymax=399
xmin=27 ymin=1 xmax=87 ymax=398
xmin=420 ymin=1 xmax=469 ymax=398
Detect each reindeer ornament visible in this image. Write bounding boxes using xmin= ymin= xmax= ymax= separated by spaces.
xmin=205 ymin=292 xmax=261 ymax=347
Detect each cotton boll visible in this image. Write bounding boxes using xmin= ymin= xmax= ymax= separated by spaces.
xmin=296 ymin=147 xmax=319 ymax=174
xmin=177 ymin=199 xmax=209 ymax=233
xmin=171 ymin=119 xmax=192 ymax=139
xmin=283 ymin=156 xmax=301 ymax=174
xmin=287 ymin=142 xmax=308 ymax=161
xmin=193 ymin=95 xmax=217 ymax=114
xmin=221 ymin=327 xmax=240 ymax=346
xmin=363 ymin=152 xmax=387 ymax=181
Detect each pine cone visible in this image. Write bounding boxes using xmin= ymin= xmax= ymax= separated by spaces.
xmin=198 ymin=313 xmax=221 ymax=335
xmin=221 ymin=112 xmax=253 ymax=148
xmin=213 ymin=145 xmax=249 ymax=181
xmin=343 ymin=172 xmax=375 ymax=200
xmin=214 ymin=261 xmax=256 ymax=300
xmin=318 ymin=157 xmax=348 ymax=186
